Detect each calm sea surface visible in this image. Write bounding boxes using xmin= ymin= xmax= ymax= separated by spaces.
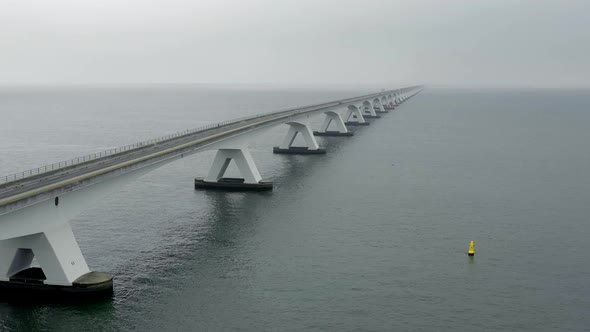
xmin=0 ymin=86 xmax=589 ymax=331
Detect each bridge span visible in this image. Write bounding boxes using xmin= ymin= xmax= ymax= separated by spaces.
xmin=0 ymin=86 xmax=422 ymax=301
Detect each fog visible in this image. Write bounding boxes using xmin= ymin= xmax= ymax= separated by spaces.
xmin=1 ymin=0 xmax=588 ymax=88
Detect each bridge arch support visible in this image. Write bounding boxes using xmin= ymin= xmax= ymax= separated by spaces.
xmin=361 ymin=100 xmax=380 ymax=119
xmin=343 ymin=105 xmax=369 ymax=126
xmin=274 ymin=121 xmax=326 ymax=154
xmin=373 ymin=98 xmax=387 ymax=114
xmin=195 ymin=148 xmax=272 ymax=191
xmin=0 ymin=223 xmax=91 ymax=286
xmin=387 ymin=94 xmax=393 ymax=105
xmin=313 ymin=111 xmax=353 ymax=137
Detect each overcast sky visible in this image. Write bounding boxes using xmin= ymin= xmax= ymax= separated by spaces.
xmin=1 ymin=0 xmax=588 ymax=87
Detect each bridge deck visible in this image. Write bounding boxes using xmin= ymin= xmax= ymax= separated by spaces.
xmin=0 ymin=89 xmax=412 ymax=212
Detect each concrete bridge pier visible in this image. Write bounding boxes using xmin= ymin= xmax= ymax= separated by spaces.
xmin=384 ymin=94 xmax=396 ymax=110
xmin=0 ymin=222 xmax=113 ymax=301
xmin=378 ymin=96 xmax=389 ymax=113
xmin=313 ymin=111 xmax=353 ymax=137
xmin=273 ymin=122 xmax=326 ymax=154
xmin=344 ymin=105 xmax=370 ymax=126
xmin=399 ymin=89 xmax=412 ymax=102
xmin=361 ymin=100 xmax=381 ymax=119
xmin=373 ymin=98 xmax=388 ymax=114
xmin=195 ymin=148 xmax=272 ymax=191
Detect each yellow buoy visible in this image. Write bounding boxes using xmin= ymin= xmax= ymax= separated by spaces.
xmin=468 ymin=240 xmax=475 ymax=256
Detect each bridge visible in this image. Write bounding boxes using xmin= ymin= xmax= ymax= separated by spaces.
xmin=0 ymin=86 xmax=422 ymax=301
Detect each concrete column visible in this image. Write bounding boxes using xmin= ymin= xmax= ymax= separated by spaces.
xmin=361 ymin=100 xmax=379 ymax=118
xmin=373 ymin=98 xmax=387 ymax=113
xmin=204 ymin=148 xmax=262 ymax=184
xmin=196 ymin=148 xmax=272 ymax=190
xmin=343 ymin=105 xmax=369 ymax=126
xmin=0 ymin=248 xmax=24 ymax=281
xmin=313 ymin=111 xmax=353 ymax=136
xmin=0 ymin=223 xmax=90 ymax=285
xmin=386 ymin=94 xmax=396 ymax=109
xmin=279 ymin=122 xmax=319 ymax=150
xmin=274 ymin=122 xmax=325 ymax=154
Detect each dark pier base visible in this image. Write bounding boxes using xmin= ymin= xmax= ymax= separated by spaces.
xmin=313 ymin=131 xmax=354 ymax=137
xmin=0 ymin=268 xmax=113 ymax=303
xmin=375 ymin=110 xmax=389 ymax=114
xmin=362 ymin=114 xmax=381 ymax=119
xmin=345 ymin=121 xmax=370 ymax=126
xmin=273 ymin=146 xmax=327 ymax=155
xmin=194 ymin=177 xmax=273 ymax=191
xmin=383 ymin=106 xmax=395 ymax=110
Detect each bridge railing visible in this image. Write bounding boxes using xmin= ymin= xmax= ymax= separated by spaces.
xmin=0 ymin=88 xmax=416 ymax=186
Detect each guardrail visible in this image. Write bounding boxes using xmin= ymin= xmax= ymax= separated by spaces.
xmin=0 ymin=88 xmax=416 ymax=185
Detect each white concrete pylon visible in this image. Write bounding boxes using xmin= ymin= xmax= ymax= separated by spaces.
xmin=0 ymin=223 xmax=90 ymax=285
xmin=319 ymin=111 xmax=349 ymax=133
xmin=0 ymin=248 xmax=30 ymax=280
xmin=380 ymin=96 xmax=388 ymax=107
xmin=279 ymin=122 xmax=320 ymax=150
xmin=204 ymin=148 xmax=263 ymax=184
xmin=373 ymin=98 xmax=386 ymax=113
xmin=343 ymin=105 xmax=366 ymax=123
xmin=362 ymin=100 xmax=378 ymax=116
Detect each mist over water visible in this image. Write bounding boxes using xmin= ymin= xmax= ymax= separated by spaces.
xmin=1 ymin=87 xmax=590 ymax=331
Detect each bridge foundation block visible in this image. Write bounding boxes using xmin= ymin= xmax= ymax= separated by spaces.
xmin=345 ymin=121 xmax=370 ymax=126
xmin=0 ymin=270 xmax=113 ymax=302
xmin=273 ymin=146 xmax=326 ymax=154
xmin=362 ymin=114 xmax=381 ymax=119
xmin=313 ymin=131 xmax=354 ymax=137
xmin=194 ymin=177 xmax=273 ymax=191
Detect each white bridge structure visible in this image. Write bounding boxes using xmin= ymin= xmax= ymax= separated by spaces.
xmin=0 ymin=86 xmax=422 ymax=301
